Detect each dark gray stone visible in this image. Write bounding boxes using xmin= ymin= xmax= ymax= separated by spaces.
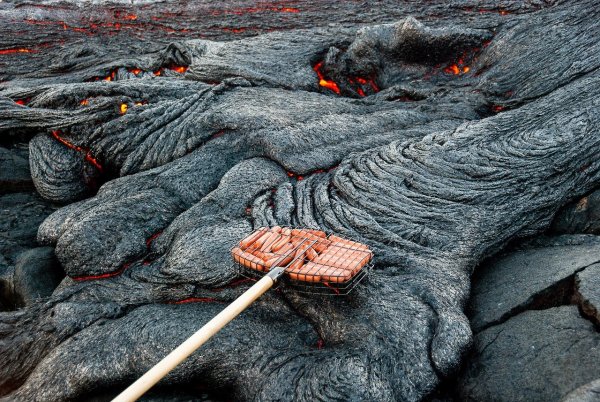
xmin=469 ymin=236 xmax=600 ymax=332
xmin=1 ymin=1 xmax=600 ymax=401
xmin=552 ymin=189 xmax=600 ymax=235
xmin=575 ymin=263 xmax=600 ymax=326
xmin=561 ymin=379 xmax=600 ymax=402
xmin=0 ymin=146 xmax=32 ymax=193
xmin=460 ymin=306 xmax=600 ymax=402
xmin=0 ymin=193 xmax=56 ymax=264
xmin=13 ymin=247 xmax=63 ymax=308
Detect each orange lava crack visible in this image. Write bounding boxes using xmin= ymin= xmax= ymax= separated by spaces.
xmin=51 ymin=130 xmax=103 ymax=172
xmin=0 ymin=47 xmax=33 ymax=55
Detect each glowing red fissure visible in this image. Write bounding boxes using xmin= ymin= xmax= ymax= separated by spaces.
xmin=73 ymin=231 xmax=162 ymax=281
xmin=286 ymin=165 xmax=338 ymax=181
xmin=170 ymin=297 xmax=220 ymax=304
xmin=73 ymin=263 xmax=130 ymax=281
xmin=313 ymin=61 xmax=340 ymax=94
xmin=0 ymin=48 xmax=33 ymax=55
xmin=51 ymin=130 xmax=103 ymax=172
xmin=314 ymin=62 xmax=380 ymax=97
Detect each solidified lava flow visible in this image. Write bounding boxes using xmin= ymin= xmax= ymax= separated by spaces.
xmin=50 ymin=131 xmax=103 ymax=172
xmin=2 ymin=1 xmax=600 ymax=402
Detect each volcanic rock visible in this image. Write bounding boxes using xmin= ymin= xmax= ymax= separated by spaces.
xmin=459 ymin=306 xmax=600 ymax=402
xmin=1 ymin=1 xmax=600 ymax=401
xmin=469 ymin=235 xmax=600 ymax=332
xmin=0 ymin=146 xmax=32 ymax=193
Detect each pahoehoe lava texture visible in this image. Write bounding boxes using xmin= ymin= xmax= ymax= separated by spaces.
xmin=1 ymin=1 xmax=600 ymax=401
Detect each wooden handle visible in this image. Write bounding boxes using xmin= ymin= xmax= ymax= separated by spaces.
xmin=112 ymin=273 xmax=277 ymax=402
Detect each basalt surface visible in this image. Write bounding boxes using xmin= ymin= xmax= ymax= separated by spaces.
xmin=1 ymin=0 xmax=600 ymax=401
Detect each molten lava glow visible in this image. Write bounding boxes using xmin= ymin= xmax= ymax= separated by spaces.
xmin=90 ymin=70 xmax=118 ymax=82
xmin=79 ymin=99 xmax=89 ymax=106
xmin=286 ymin=171 xmax=304 ymax=181
xmin=445 ymin=64 xmax=460 ymax=75
xmin=146 ymin=231 xmax=162 ymax=247
xmin=73 ymin=263 xmax=130 ymax=281
xmin=51 ymin=130 xmax=103 ymax=172
xmin=491 ymin=105 xmax=505 ymax=113
xmin=316 ymin=338 xmax=325 ymax=349
xmin=120 ymin=103 xmax=128 ymax=114
xmin=123 ymin=14 xmax=138 ymax=20
xmin=14 ymin=99 xmax=27 ymax=105
xmin=313 ymin=62 xmax=341 ymax=94
xmin=128 ymin=67 xmax=142 ymax=75
xmin=171 ymin=297 xmax=219 ymax=304
xmin=169 ymin=65 xmax=188 ymax=74
xmin=444 ymin=55 xmax=471 ymax=76
xmin=0 ymin=48 xmax=33 ymax=55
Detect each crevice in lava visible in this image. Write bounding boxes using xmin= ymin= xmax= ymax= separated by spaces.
xmin=313 ymin=60 xmax=380 ymax=97
xmin=50 ymin=130 xmax=103 ymax=173
xmin=74 ymin=230 xmax=163 ymax=281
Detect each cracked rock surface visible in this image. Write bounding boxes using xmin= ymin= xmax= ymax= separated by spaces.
xmin=459 ymin=235 xmax=600 ymax=401
xmin=459 ymin=306 xmax=600 ymax=402
xmin=468 ymin=235 xmax=600 ymax=332
xmin=1 ymin=0 xmax=600 ymax=401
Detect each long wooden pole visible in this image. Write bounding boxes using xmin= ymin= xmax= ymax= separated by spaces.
xmin=112 ymin=268 xmax=284 ymax=402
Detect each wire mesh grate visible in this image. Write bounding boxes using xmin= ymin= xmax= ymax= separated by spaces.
xmin=231 ymin=227 xmax=373 ymax=295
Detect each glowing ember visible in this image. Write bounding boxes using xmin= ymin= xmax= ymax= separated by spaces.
xmin=350 ymin=76 xmax=379 ymax=97
xmin=445 ymin=64 xmax=460 ymax=75
xmin=0 ymin=48 xmax=32 ymax=55
xmin=128 ymin=68 xmax=142 ymax=75
xmin=120 ymin=103 xmax=128 ymax=114
xmin=123 ymin=14 xmax=138 ymax=20
xmin=14 ymin=99 xmax=27 ymax=105
xmin=169 ymin=65 xmax=188 ymax=74
xmin=491 ymin=105 xmax=505 ymax=113
xmin=444 ymin=54 xmax=472 ymax=76
xmin=313 ymin=62 xmax=340 ymax=94
xmin=146 ymin=231 xmax=162 ymax=247
xmin=73 ymin=263 xmax=129 ymax=281
xmin=51 ymin=130 xmax=103 ymax=172
xmin=79 ymin=99 xmax=89 ymax=106
xmin=171 ymin=297 xmax=220 ymax=304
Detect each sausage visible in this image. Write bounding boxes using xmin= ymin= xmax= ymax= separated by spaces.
xmin=239 ymin=227 xmax=268 ymax=249
xmin=251 ymin=250 xmax=276 ymax=261
xmin=232 ymin=247 xmax=266 ymax=271
xmin=287 ymin=259 xmax=323 ymax=283
xmin=260 ymin=231 xmax=281 ymax=252
xmin=270 ymin=234 xmax=291 ymax=252
xmin=266 ymin=253 xmax=293 ymax=268
xmin=252 ymin=230 xmax=274 ymax=250
xmin=329 ymin=235 xmax=369 ymax=250
xmin=287 ymin=262 xmax=322 ymax=283
xmin=305 ymin=247 xmax=319 ymax=261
